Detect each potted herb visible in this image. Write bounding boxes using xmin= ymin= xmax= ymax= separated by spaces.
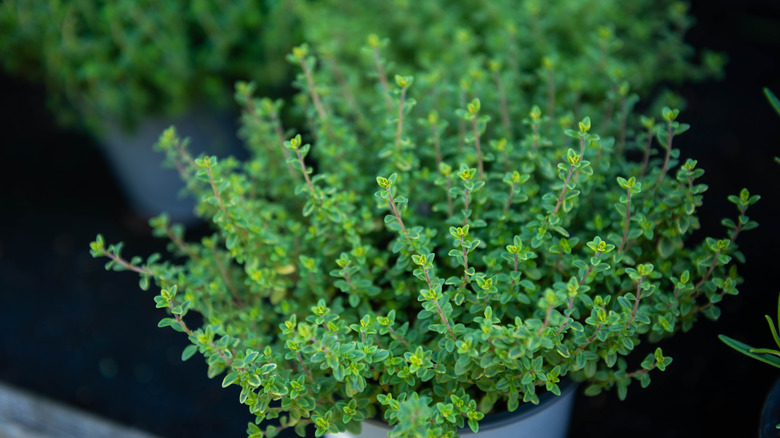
xmin=89 ymin=3 xmax=754 ymax=437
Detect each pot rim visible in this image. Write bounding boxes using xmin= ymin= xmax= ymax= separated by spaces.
xmin=357 ymin=377 xmax=579 ymax=433
xmin=760 ymin=376 xmax=780 ymax=437
xmin=460 ymin=377 xmax=579 ymax=433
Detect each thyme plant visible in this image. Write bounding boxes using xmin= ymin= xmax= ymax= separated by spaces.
xmin=90 ymin=5 xmax=753 ymax=438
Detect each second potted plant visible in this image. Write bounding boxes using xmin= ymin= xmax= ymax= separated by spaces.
xmin=0 ymin=0 xmax=299 ymax=222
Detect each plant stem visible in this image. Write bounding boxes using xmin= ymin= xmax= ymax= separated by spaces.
xmin=628 ymin=278 xmax=643 ymax=326
xmin=431 ymin=123 xmax=442 ymax=168
xmin=462 ymin=188 xmax=471 ymax=226
xmin=164 ymin=225 xmax=197 ymax=260
xmin=493 ymin=71 xmax=512 ymax=138
xmin=600 ymin=84 xmax=617 ymax=133
xmin=654 ymin=123 xmax=675 ymax=193
xmin=540 ymin=303 xmax=555 ymax=333
xmin=209 ymin=245 xmax=244 ymax=306
xmin=298 ymin=59 xmax=327 ymax=122
xmin=460 ymin=236 xmax=470 ymax=289
xmin=103 ymin=249 xmax=154 ymax=276
xmin=693 ymin=250 xmax=721 ymax=296
xmin=618 ymin=188 xmax=632 ymax=252
xmin=617 ymin=94 xmax=628 ymax=155
xmin=551 ymin=164 xmax=575 ymax=217
xmin=296 ymin=351 xmax=315 ymax=384
xmin=638 ymin=125 xmax=653 ymax=178
xmin=372 ymin=47 xmax=393 ymax=112
xmin=532 ymin=121 xmax=540 ymax=153
xmin=385 ymin=189 xmax=409 ymax=237
xmin=546 ymin=67 xmax=555 ymax=121
xmin=172 ymin=139 xmax=196 ymax=182
xmin=422 ymin=267 xmax=456 ymax=341
xmin=471 ymin=117 xmax=485 ymax=180
xmin=394 ymin=86 xmax=408 ymax=153
xmin=503 ymin=182 xmax=517 ymax=215
xmin=445 ymin=176 xmax=454 ymax=217
xmin=574 ymin=325 xmax=602 ymax=354
xmin=387 ymin=325 xmax=410 ymax=347
xmin=295 ymin=148 xmax=317 ymax=200
xmin=729 ymin=204 xmax=748 ymax=244
xmin=557 ymin=252 xmax=600 ymax=335
xmin=323 ymin=53 xmax=366 ymax=127
xmin=169 ymin=300 xmax=235 ymax=368
xmin=626 ymin=366 xmax=654 ymax=378
xmin=509 ymin=254 xmax=520 ymax=293
xmin=434 ymin=298 xmax=457 ymax=341
xmin=458 ymin=90 xmax=466 ymax=154
xmin=268 ymin=110 xmax=299 ymax=182
xmin=555 ymin=300 xmax=575 ymax=336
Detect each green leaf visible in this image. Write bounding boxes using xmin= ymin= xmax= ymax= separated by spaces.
xmin=719 ymin=335 xmax=780 ymax=368
xmin=764 ymin=88 xmax=780 ymax=116
xmin=259 ymin=363 xmax=278 ymax=375
xmin=657 ymin=237 xmax=677 ymax=258
xmin=222 ymin=372 xmax=239 ymax=388
xmin=617 ymin=382 xmax=628 ymax=401
xmin=302 ymin=200 xmax=316 ymax=217
xmin=158 ymin=318 xmax=178 ymax=328
xmin=182 ymin=344 xmax=198 ymax=361
xmin=583 ymin=384 xmax=602 ymax=396
xmin=768 ymin=314 xmax=780 ymax=350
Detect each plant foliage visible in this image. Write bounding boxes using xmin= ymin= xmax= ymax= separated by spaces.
xmin=89 ymin=1 xmax=754 ymax=437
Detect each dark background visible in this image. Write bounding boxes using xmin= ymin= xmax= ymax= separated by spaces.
xmin=1 ymin=0 xmax=779 ymax=436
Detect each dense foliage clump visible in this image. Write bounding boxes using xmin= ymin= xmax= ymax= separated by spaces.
xmin=90 ymin=2 xmax=755 ymax=437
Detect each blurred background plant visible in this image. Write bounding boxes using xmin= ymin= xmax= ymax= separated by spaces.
xmin=0 ymin=0 xmax=300 ymax=133
xmin=0 ymin=0 xmax=723 ymax=137
xmin=0 ymin=0 xmax=724 ymax=224
xmin=294 ymin=0 xmax=724 ymax=97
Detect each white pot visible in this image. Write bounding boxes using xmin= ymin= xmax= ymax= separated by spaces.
xmin=327 ymin=380 xmax=578 ymax=438
xmin=99 ymin=108 xmax=243 ymax=224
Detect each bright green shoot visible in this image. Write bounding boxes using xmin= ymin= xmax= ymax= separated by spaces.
xmin=764 ymin=88 xmax=780 ymax=164
xmin=719 ymin=293 xmax=780 ymax=369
